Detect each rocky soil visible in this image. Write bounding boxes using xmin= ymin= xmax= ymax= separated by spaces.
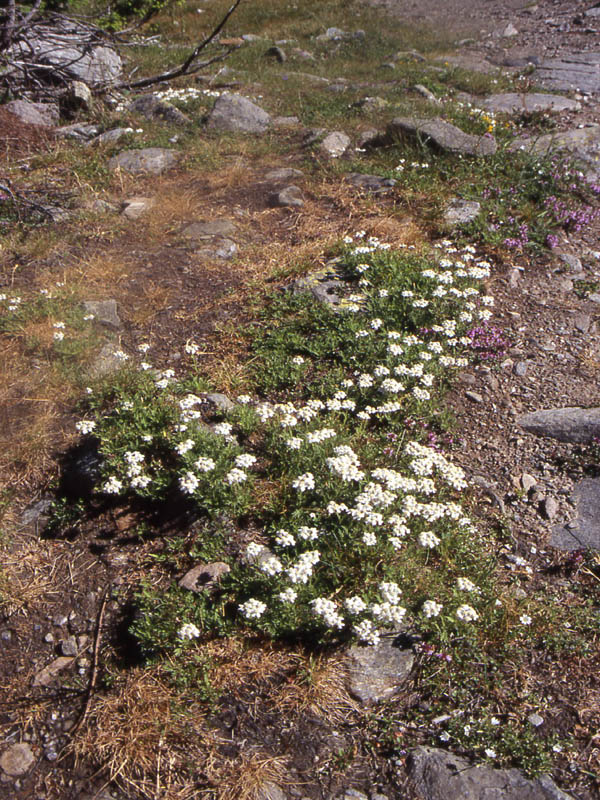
xmin=1 ymin=0 xmax=600 ymax=798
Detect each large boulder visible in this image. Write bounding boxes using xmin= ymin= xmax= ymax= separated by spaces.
xmin=206 ymin=93 xmax=272 ymax=134
xmin=386 ymin=117 xmax=497 ymax=156
xmin=518 ymin=407 xmax=600 ymax=443
xmin=4 ymin=99 xmax=59 ymax=127
xmin=408 ymin=746 xmax=574 ymax=800
xmin=8 ymin=22 xmax=122 ymax=87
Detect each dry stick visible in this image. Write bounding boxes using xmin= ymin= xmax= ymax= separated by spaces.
xmin=114 ymin=0 xmax=244 ymax=90
xmin=70 ymin=588 xmax=109 ymax=737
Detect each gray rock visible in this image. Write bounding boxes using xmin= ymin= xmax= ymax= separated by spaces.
xmin=179 ymin=562 xmax=230 ymax=594
xmin=346 ymin=635 xmax=414 ymax=704
xmin=513 ymin=361 xmax=528 ymax=377
xmin=413 ymin=84 xmax=440 ymax=104
xmin=502 ymin=22 xmax=519 ymax=37
xmin=521 ymin=473 xmax=537 ymax=492
xmin=207 ymin=93 xmax=271 ymax=134
xmin=195 ymin=239 xmax=238 ymax=260
xmin=129 ymin=94 xmax=191 ymax=126
xmin=32 ymin=656 xmax=74 ymax=687
xmin=20 ymin=497 xmax=52 ymax=526
xmin=552 ymin=478 xmax=600 ymax=550
xmin=528 ymin=713 xmax=544 ymax=727
xmin=183 ymin=218 xmax=237 ymax=239
xmin=465 ymin=391 xmax=483 ymax=403
xmin=265 ymin=167 xmax=304 ymax=182
xmin=386 ymin=117 xmax=497 ymax=157
xmin=293 ymin=264 xmax=345 ymax=308
xmin=265 ymin=45 xmax=286 ymax=62
xmin=62 ymin=80 xmax=93 ymax=113
xmin=56 ymin=122 xmax=100 ymax=140
xmin=533 ymin=52 xmax=600 ymax=94
xmin=4 ymin=99 xmax=59 ymax=127
xmin=108 ymin=148 xmax=179 ymax=176
xmin=44 ymin=632 xmax=55 ymax=643
xmin=316 ymin=27 xmax=364 ymax=42
xmin=585 ymin=7 xmax=600 ymax=17
xmin=394 ymin=49 xmax=426 ymax=62
xmin=353 ymin=95 xmax=389 ymax=111
xmin=519 ymin=407 xmax=600 ymax=443
xmin=272 ymin=115 xmax=300 ymax=127
xmin=346 ymin=173 xmax=397 ymax=194
xmin=269 ymin=185 xmax=305 ymax=208
xmin=482 ymin=93 xmax=580 ymax=115
xmin=60 ymin=636 xmax=78 ymax=657
xmin=542 ymin=496 xmax=559 ymax=520
xmin=575 ymin=313 xmax=591 ymax=333
xmin=89 ymin=344 xmax=127 ymax=377
xmin=202 ymin=393 xmax=235 ymax=412
xmin=588 ymin=293 xmax=600 ymax=304
xmin=443 ymin=198 xmax=481 ymax=226
xmin=282 ymin=71 xmax=330 ymax=84
xmin=121 ymin=196 xmax=154 ymax=220
xmin=407 ymin=746 xmax=574 ymax=800
xmin=8 ymin=25 xmax=121 ymax=86
xmin=89 ymin=127 xmax=131 ymax=147
xmin=0 ymin=743 xmax=35 ymax=777
xmin=83 ymin=299 xmax=121 ymax=329
xmin=319 ymin=131 xmax=351 ymax=158
xmin=557 ymin=252 xmax=583 ymax=273
xmin=343 ymin=792 xmax=367 ymax=800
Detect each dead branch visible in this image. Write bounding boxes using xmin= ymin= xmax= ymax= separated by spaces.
xmin=113 ymin=0 xmax=244 ymax=90
xmin=0 ymin=180 xmax=55 ymax=221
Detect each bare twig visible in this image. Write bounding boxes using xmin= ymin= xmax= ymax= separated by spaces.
xmin=0 ymin=181 xmax=55 ymax=221
xmin=70 ymin=588 xmax=109 ymax=737
xmin=114 ymin=0 xmax=244 ymax=90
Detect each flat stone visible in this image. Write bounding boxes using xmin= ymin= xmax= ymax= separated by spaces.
xmin=269 ymin=185 xmax=305 ymax=208
xmin=502 ymin=22 xmax=519 ymax=37
xmin=407 ymin=746 xmax=574 ymax=800
xmin=521 ymin=473 xmax=538 ymax=492
xmin=528 ymin=713 xmax=544 ymax=727
xmin=386 ymin=117 xmax=497 ymax=157
xmin=121 ymin=196 xmax=154 ymax=220
xmin=346 ymin=635 xmax=414 ymax=704
xmin=201 ymin=393 xmax=235 ymax=412
xmin=83 ymin=299 xmax=121 ymax=329
xmin=552 ymin=478 xmax=600 ymax=551
xmin=586 ymin=7 xmax=600 ymax=17
xmin=265 ymin=167 xmax=304 ymax=182
xmin=90 ymin=127 xmax=132 ymax=146
xmin=272 ymin=115 xmax=300 ymax=127
xmin=89 ymin=344 xmax=127 ymax=377
xmin=519 ymin=407 xmax=600 ymax=443
xmin=5 ymin=99 xmax=59 ymax=127
xmin=413 ymin=84 xmax=440 ymax=104
xmin=557 ymin=253 xmax=583 ymax=273
xmin=179 ymin=562 xmax=230 ymax=594
xmin=56 ymin=122 xmax=100 ymax=140
xmin=465 ymin=391 xmax=484 ymax=403
xmin=108 ymin=148 xmax=179 ymax=176
xmin=319 ymin=131 xmax=351 ymax=158
xmin=542 ymin=496 xmax=559 ymax=520
xmin=20 ymin=497 xmax=52 ymax=526
xmin=207 ymin=93 xmax=271 ymax=134
xmin=574 ymin=313 xmax=591 ymax=333
xmin=33 ymin=656 xmax=74 ymax=687
xmin=60 ymin=635 xmax=79 ymax=657
xmin=353 ymin=95 xmax=389 ymax=111
xmin=346 ymin=173 xmax=397 ymax=194
xmin=129 ymin=94 xmax=191 ymax=126
xmin=533 ymin=52 xmax=600 ymax=93
xmin=481 ymin=93 xmax=580 ymax=114
xmin=182 ymin=218 xmax=237 ymax=239
xmin=292 ymin=264 xmax=345 ymax=308
xmin=195 ymin=239 xmax=238 ymax=261
xmin=443 ymin=198 xmax=481 ymax=226
xmin=0 ymin=743 xmax=35 ymax=777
